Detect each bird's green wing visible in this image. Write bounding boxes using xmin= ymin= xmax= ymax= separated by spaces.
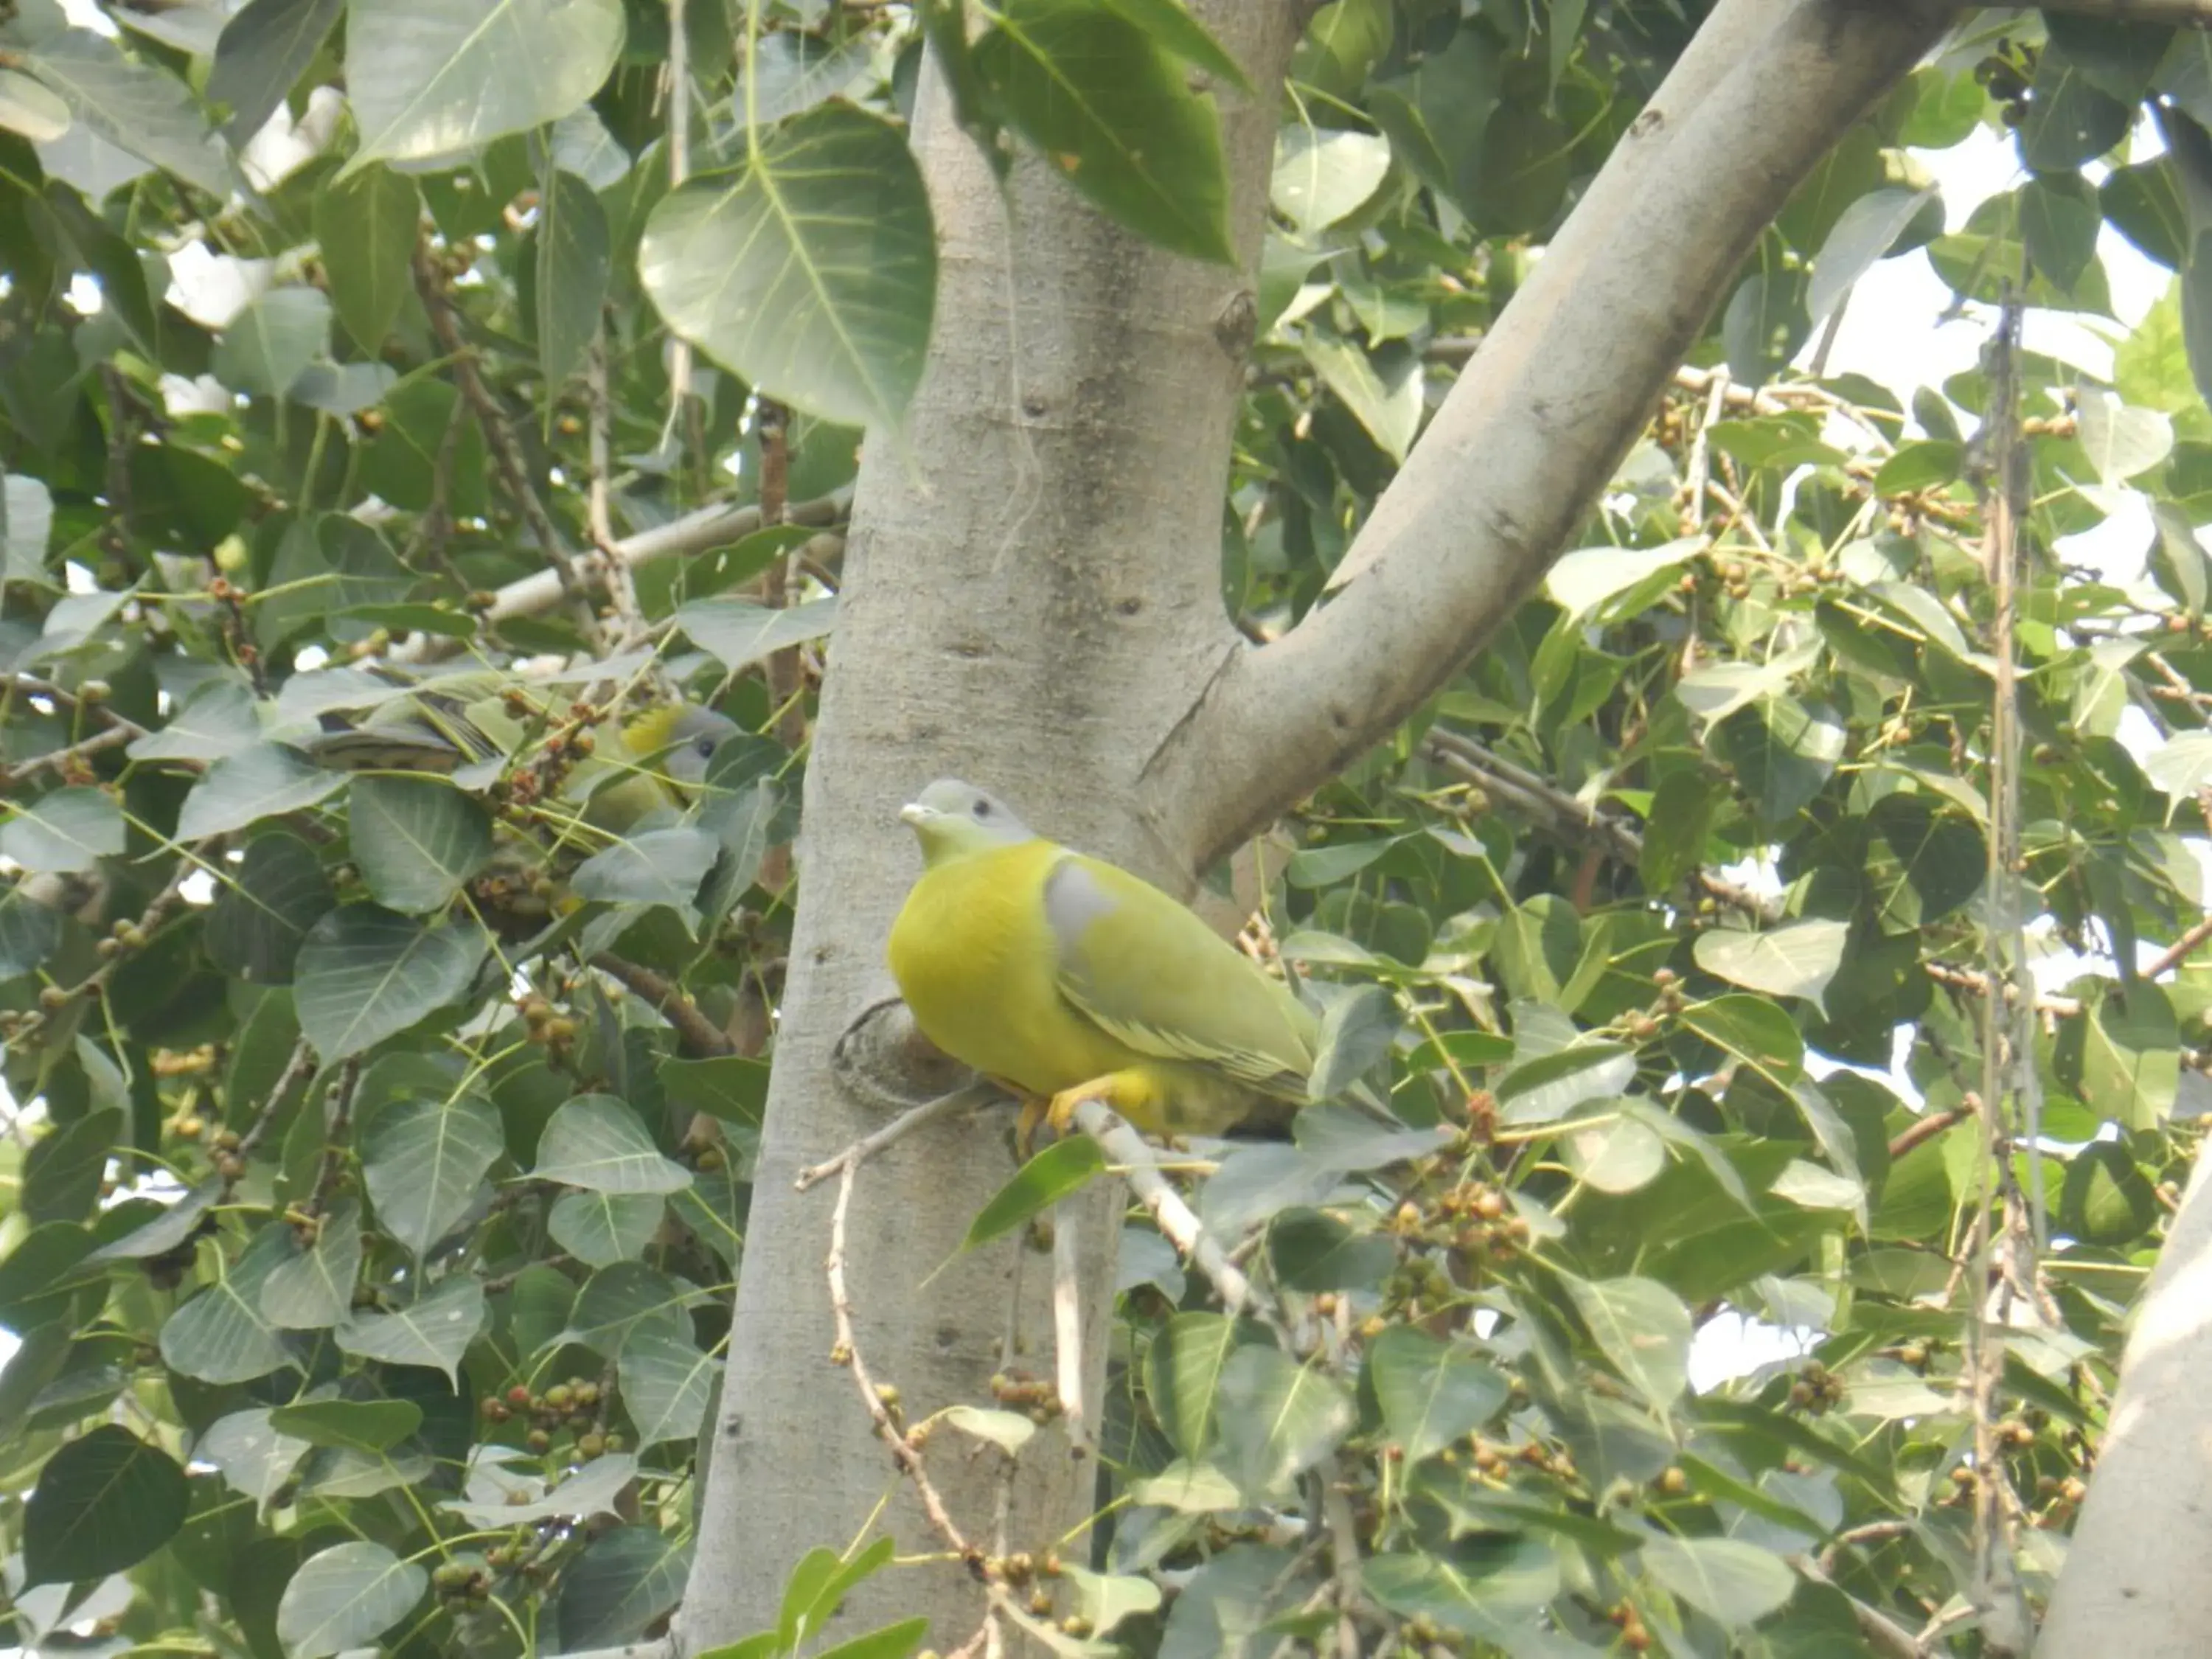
xmin=1043 ymin=853 xmax=1316 ymax=1099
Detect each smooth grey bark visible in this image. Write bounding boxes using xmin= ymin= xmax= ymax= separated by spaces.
xmin=2035 ymin=1147 xmax=2212 ymax=1657
xmin=677 ymin=7 xmax=1301 ymax=1646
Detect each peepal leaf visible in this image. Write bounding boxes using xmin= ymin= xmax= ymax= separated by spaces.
xmin=554 ymin=1526 xmax=692 ymax=1652
xmin=1639 ymin=1533 xmax=1796 ymax=1627
xmin=533 ymin=1094 xmax=692 ymax=1194
xmin=2 ymin=787 xmax=123 ymax=874
xmin=361 ymin=1093 xmax=505 ymax=1256
xmin=1566 ymin=1276 xmax=1691 ymax=1408
xmin=618 ymin=1331 xmax=721 ymax=1449
xmin=678 ymin=595 xmax=839 ymax=672
xmin=335 ymin=1273 xmax=486 ymax=1383
xmin=24 ymin=27 xmax=241 ymax=198
xmin=275 ymin=1540 xmax=427 ymax=1659
xmin=964 ymin=1137 xmax=1107 ymax=1251
xmin=347 ymin=776 xmax=493 ymax=914
xmin=261 ymin=1195 xmax=366 ymax=1329
xmin=549 ymin=1189 xmax=667 ymax=1266
xmin=160 ymin=1224 xmax=297 ymax=1384
xmin=571 ymin=827 xmax=720 ymax=919
xmin=641 ymin=102 xmax=935 ymax=430
xmin=293 ymin=905 xmax=485 ymax=1061
xmin=178 ymin=745 xmax=347 ymax=840
xmin=975 ymin=0 xmax=1235 ymax=265
xmin=344 ymin=0 xmax=625 ymax=174
xmin=23 ymin=1425 xmax=188 ymax=1586
xmin=1366 ymin=1327 xmax=1508 ymax=1463
xmin=268 ymin=1397 xmax=423 ymax=1454
xmin=1692 ymin=920 xmax=1849 ymax=1005
xmin=1272 ymin=127 xmax=1390 ymax=234
xmin=1215 ymin=1344 xmax=1354 ymax=1499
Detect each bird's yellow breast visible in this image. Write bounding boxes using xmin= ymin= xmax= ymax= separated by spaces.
xmin=886 ymin=840 xmax=1140 ymax=1096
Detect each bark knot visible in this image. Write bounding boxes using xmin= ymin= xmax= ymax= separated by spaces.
xmin=832 ymin=995 xmax=975 ymax=1114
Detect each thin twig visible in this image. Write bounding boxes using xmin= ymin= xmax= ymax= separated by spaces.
xmin=2142 ymin=912 xmax=2212 ymax=984
xmin=793 ymin=1084 xmax=991 ymax=1193
xmin=1888 ymin=1107 xmax=1970 ymax=1162
xmin=585 ymin=334 xmax=648 ymax=646
xmin=1966 ymin=286 xmax=2033 ymax=1653
xmin=590 ymin=953 xmax=734 ymax=1057
xmin=1069 ymin=1097 xmax=1263 ymax=1321
xmin=1 ymin=723 xmax=139 ymax=788
xmin=1790 ymin=1555 xmax=1926 ymax=1658
xmin=1323 ymin=1470 xmax=1363 ymax=1658
xmin=826 ymin=1158 xmax=987 ymax=1575
xmin=387 ymin=489 xmax=851 ymax=664
xmin=4 ymin=677 xmax=150 ymax=738
xmin=232 ymin=1035 xmax=315 ymax=1164
xmin=411 ymin=243 xmax=607 ymax=652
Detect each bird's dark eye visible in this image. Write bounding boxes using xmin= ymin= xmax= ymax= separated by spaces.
xmin=695 ymin=737 xmax=717 ymax=757
xmin=973 ymin=799 xmax=992 ymax=818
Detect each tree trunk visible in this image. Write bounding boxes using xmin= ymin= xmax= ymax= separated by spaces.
xmin=677 ymin=10 xmax=1301 ymax=1645
xmin=680 ymin=0 xmax=1955 ymax=1646
xmin=2034 ymin=1148 xmax=2212 ymax=1657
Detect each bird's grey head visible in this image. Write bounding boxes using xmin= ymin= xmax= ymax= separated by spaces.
xmin=900 ymin=779 xmax=1035 ymax=858
xmin=661 ymin=706 xmax=740 ymax=787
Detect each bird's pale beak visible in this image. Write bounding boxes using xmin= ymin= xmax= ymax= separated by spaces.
xmin=898 ymin=802 xmax=931 ymax=827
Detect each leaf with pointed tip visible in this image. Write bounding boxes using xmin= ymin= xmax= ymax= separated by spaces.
xmin=975 ymin=0 xmax=1234 ymax=265
xmin=360 ymin=1093 xmax=504 ymax=1257
xmin=347 ymin=776 xmax=493 ymax=914
xmin=1214 ymin=1344 xmax=1354 ymax=1500
xmin=963 ymin=1136 xmax=1105 ymax=1251
xmin=538 ymin=167 xmax=610 ymax=389
xmin=209 ymin=0 xmax=344 ymax=143
xmin=22 ymin=27 xmax=241 ymax=198
xmin=206 ymin=831 xmax=337 ymax=985
xmin=335 ymin=1274 xmax=486 ymax=1383
xmin=260 ymin=1195 xmax=365 ymax=1329
xmin=1639 ymin=1533 xmax=1796 ymax=1627
xmin=677 ymin=595 xmax=839 ymax=672
xmin=529 ymin=1093 xmax=686 ymax=1194
xmin=178 ymin=744 xmax=346 ymax=840
xmin=553 ymin=1526 xmax=693 ymax=1651
xmin=1565 ymin=1275 xmax=1691 ymax=1408
xmin=128 ymin=679 xmax=260 ymax=763
xmin=1366 ymin=1326 xmax=1509 ymax=1464
xmin=617 ymin=1330 xmax=721 ymax=1448
xmin=640 ymin=102 xmax=934 ymax=430
xmin=1692 ymin=920 xmax=1849 ymax=1006
xmin=314 ymin=163 xmax=424 ymax=351
xmin=159 ymin=1225 xmax=298 ymax=1385
xmin=549 ymin=1189 xmax=666 ymax=1265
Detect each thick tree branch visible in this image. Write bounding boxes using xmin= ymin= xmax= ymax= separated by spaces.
xmin=2023 ymin=0 xmax=2212 ymax=19
xmin=1153 ymin=0 xmax=1952 ymax=866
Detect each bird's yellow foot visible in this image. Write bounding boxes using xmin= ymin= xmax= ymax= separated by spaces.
xmin=1048 ymin=1072 xmax=1158 ymax=1138
xmin=1014 ymin=1093 xmax=1051 ymax=1162
xmin=1017 ymin=1072 xmax=1162 ymax=1159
